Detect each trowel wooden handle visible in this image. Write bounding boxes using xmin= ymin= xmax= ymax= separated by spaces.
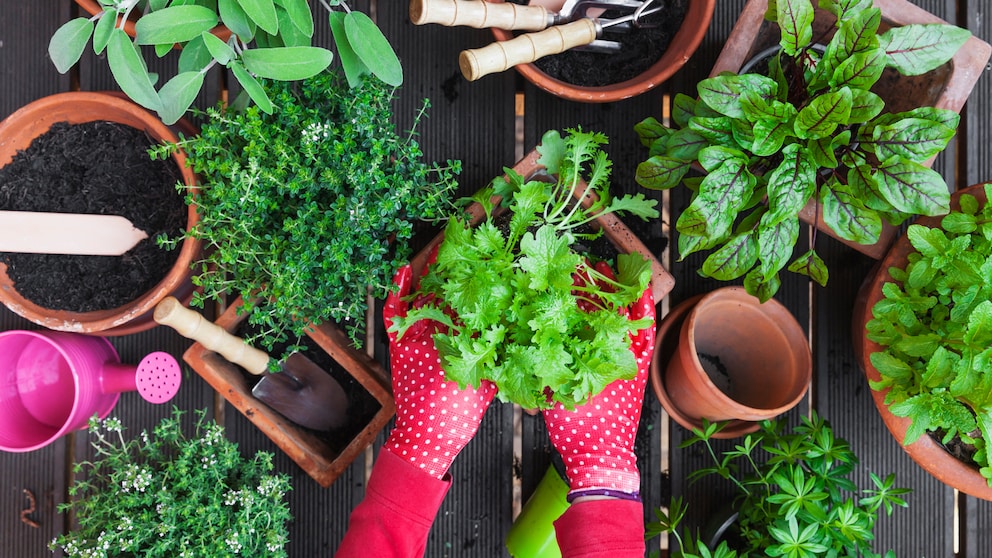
xmin=459 ymin=19 xmax=598 ymax=81
xmin=410 ymin=0 xmax=549 ymax=30
xmin=154 ymin=296 xmax=270 ymax=376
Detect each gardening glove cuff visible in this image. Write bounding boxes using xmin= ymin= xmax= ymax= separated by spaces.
xmin=383 ymin=265 xmax=497 ymax=479
xmin=545 ymin=287 xmax=656 ymax=502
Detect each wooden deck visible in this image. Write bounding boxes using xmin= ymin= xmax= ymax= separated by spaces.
xmin=2 ymin=1 xmax=991 ymax=556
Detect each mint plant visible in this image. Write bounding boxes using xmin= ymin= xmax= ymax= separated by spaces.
xmin=50 ymin=409 xmax=292 ymax=558
xmin=152 ymin=68 xmax=460 ymax=352
xmin=866 ymin=184 xmax=992 ymax=484
xmin=390 ymin=128 xmax=657 ymax=410
xmin=635 ymin=0 xmax=970 ymax=301
xmin=648 ymin=414 xmax=910 ymax=558
xmin=50 ymin=0 xmax=402 ymax=124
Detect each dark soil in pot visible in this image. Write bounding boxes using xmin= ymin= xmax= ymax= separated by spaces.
xmin=0 ymin=121 xmax=185 ymax=312
xmin=235 ymin=321 xmax=382 ymax=453
xmin=506 ymin=0 xmax=688 ymax=87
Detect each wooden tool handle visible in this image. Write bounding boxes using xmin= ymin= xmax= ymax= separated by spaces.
xmin=459 ymin=19 xmax=598 ymax=81
xmin=410 ymin=0 xmax=549 ymax=30
xmin=154 ymin=296 xmax=270 ymax=375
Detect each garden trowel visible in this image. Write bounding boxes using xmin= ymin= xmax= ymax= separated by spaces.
xmin=153 ymin=297 xmax=348 ymax=431
xmin=0 ymin=210 xmax=147 ymax=255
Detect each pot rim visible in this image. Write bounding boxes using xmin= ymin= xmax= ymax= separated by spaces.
xmin=487 ymin=0 xmax=717 ymax=102
xmin=0 ymin=91 xmax=201 ymax=335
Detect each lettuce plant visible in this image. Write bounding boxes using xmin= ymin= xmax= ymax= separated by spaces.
xmin=866 ymin=184 xmax=992 ymax=484
xmin=390 ymin=128 xmax=658 ymax=410
xmin=635 ymin=0 xmax=970 ymax=301
xmin=49 ymin=0 xmax=401 ymax=124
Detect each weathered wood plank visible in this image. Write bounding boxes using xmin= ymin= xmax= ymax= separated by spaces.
xmin=0 ymin=1 xmax=71 ymax=119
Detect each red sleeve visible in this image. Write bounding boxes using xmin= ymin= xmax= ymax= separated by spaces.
xmin=555 ymin=499 xmax=646 ymax=558
xmin=335 ymin=450 xmax=450 ymax=558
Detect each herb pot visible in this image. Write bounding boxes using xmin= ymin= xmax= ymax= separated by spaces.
xmin=854 ymin=183 xmax=992 ymax=501
xmin=710 ymin=0 xmax=992 ymax=259
xmin=0 ymin=91 xmax=200 ymax=335
xmin=504 ymin=457 xmax=571 ymax=558
xmin=651 ymin=287 xmax=810 ymax=436
xmin=485 ymin=0 xmax=715 ymax=102
xmin=181 ymin=296 xmax=395 ymax=487
xmin=0 ymin=330 xmax=181 ymax=452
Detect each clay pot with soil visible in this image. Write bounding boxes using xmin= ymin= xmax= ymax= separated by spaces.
xmin=0 ymin=92 xmax=200 ymax=335
xmin=482 ymin=0 xmax=715 ymax=102
xmin=181 ymin=296 xmax=395 ymax=488
xmin=650 ymin=287 xmax=811 ymax=438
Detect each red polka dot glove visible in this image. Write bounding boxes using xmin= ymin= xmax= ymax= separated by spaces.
xmin=382 ymin=264 xmax=498 ymax=480
xmin=544 ymin=275 xmax=656 ymax=503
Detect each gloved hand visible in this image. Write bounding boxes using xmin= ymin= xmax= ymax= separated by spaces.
xmin=544 ymin=267 xmax=656 ymax=502
xmin=382 ymin=264 xmax=498 ymax=480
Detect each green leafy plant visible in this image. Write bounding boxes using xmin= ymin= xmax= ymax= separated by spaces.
xmin=152 ymin=67 xmax=460 ymax=352
xmin=390 ymin=128 xmax=658 ymax=410
xmin=50 ymin=0 xmax=402 ymax=124
xmin=866 ymin=183 xmax=992 ymax=484
xmin=648 ymin=414 xmax=910 ymax=558
xmin=635 ymin=0 xmax=970 ymax=301
xmin=50 ymin=408 xmax=292 ymax=558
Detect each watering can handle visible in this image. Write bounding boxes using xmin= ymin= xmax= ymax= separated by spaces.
xmin=459 ymin=19 xmax=598 ymax=81
xmin=154 ymin=297 xmax=270 ymax=376
xmin=411 ymin=0 xmax=550 ymax=30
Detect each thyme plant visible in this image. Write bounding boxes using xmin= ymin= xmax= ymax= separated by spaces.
xmin=154 ymin=68 xmax=460 ymax=352
xmin=50 ymin=409 xmax=292 ymax=558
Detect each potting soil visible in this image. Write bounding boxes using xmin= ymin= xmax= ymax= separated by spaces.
xmin=506 ymin=0 xmax=688 ymax=87
xmin=0 ymin=121 xmax=185 ymax=312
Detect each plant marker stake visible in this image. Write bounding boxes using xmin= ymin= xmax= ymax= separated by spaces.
xmin=0 ymin=211 xmax=148 ymax=256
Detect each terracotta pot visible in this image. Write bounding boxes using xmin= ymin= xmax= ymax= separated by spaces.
xmin=854 ymin=183 xmax=992 ymax=501
xmin=411 ymin=147 xmax=675 ymax=301
xmin=182 ymin=297 xmax=395 ymax=488
xmin=650 ymin=287 xmax=810 ymax=437
xmin=710 ymin=0 xmax=992 ymax=260
xmin=484 ymin=0 xmax=716 ymax=103
xmin=0 ymin=92 xmax=200 ymax=335
xmin=74 ymin=0 xmax=232 ymax=43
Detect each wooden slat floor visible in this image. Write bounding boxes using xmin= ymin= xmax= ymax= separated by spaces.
xmin=1 ymin=1 xmax=991 ymax=556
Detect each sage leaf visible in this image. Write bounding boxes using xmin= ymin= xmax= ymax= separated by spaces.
xmin=239 ymin=0 xmax=279 ymax=35
xmin=93 ymin=10 xmax=116 ymax=55
xmin=880 ymin=24 xmax=971 ymax=76
xmin=697 ymin=74 xmax=778 ymax=119
xmin=134 ymin=5 xmax=218 ymax=45
xmin=821 ymin=182 xmax=882 ymax=244
xmin=218 ymin=0 xmax=256 ymax=40
xmin=766 ymin=144 xmax=816 ymax=223
xmin=49 ymin=17 xmax=93 ymax=74
xmin=328 ymin=11 xmax=368 ymax=88
xmin=635 ymin=156 xmax=689 ymax=190
xmin=201 ymin=31 xmax=235 ymax=65
xmin=230 ymin=61 xmax=273 ymax=113
xmin=776 ymin=0 xmax=814 ymax=56
xmin=795 ymin=87 xmax=852 ymax=139
xmin=107 ymin=30 xmax=162 ymax=113
xmin=275 ymin=6 xmax=309 ymax=47
xmin=178 ymin=35 xmax=212 ymax=72
xmin=158 ymin=71 xmax=204 ymax=125
xmin=872 ymin=118 xmax=955 ymax=163
xmin=344 ymin=11 xmax=403 ymax=86
xmin=757 ymin=214 xmax=799 ymax=280
xmin=701 ymin=231 xmax=758 ymax=280
xmin=788 ymin=249 xmax=828 ymax=286
xmin=274 ymin=0 xmax=314 ymax=37
xmin=241 ymin=46 xmax=333 ymax=80
xmin=874 ymin=158 xmax=950 ymax=216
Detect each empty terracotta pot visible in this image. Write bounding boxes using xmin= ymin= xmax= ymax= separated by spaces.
xmin=656 ymin=287 xmax=810 ymax=432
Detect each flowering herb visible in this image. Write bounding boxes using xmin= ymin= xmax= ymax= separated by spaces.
xmin=866 ymin=184 xmax=992 ymax=483
xmin=635 ymin=0 xmax=969 ymax=301
xmin=649 ymin=414 xmax=910 ymax=558
xmin=153 ymin=67 xmax=460 ymax=352
xmin=50 ymin=409 xmax=292 ymax=558
xmin=390 ymin=128 xmax=657 ymax=410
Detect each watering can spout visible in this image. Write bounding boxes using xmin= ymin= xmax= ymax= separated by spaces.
xmin=99 ymin=352 xmax=182 ymax=404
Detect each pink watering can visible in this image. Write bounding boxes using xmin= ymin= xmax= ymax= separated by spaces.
xmin=0 ymin=330 xmax=182 ymax=452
